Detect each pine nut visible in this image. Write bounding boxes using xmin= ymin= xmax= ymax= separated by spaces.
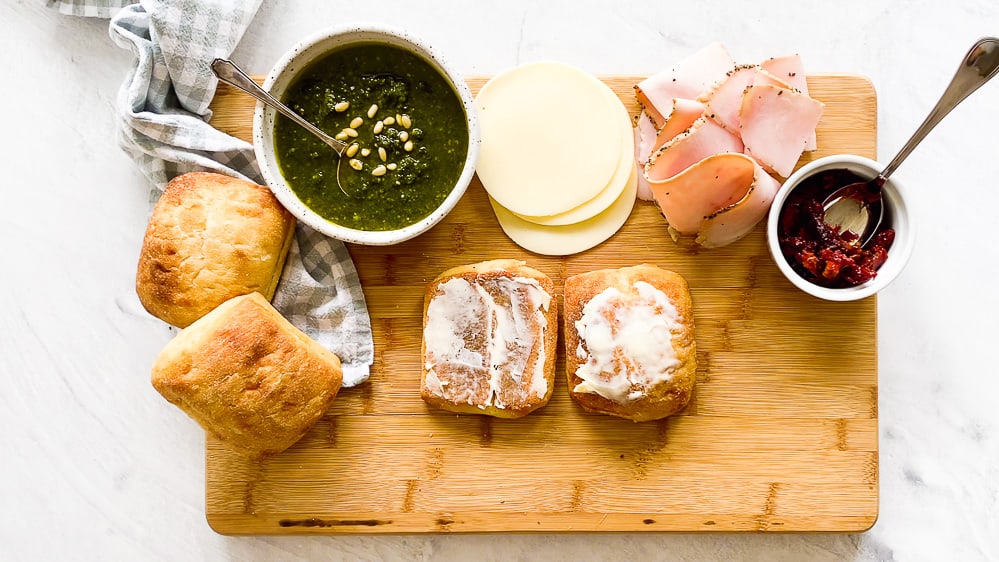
xmin=335 ymin=131 xmax=349 ymax=141
xmin=378 ymin=147 xmax=387 ymax=162
xmin=361 ymin=148 xmax=371 ymax=157
xmin=350 ymin=117 xmax=364 ymax=129
xmin=395 ymin=113 xmax=403 ymax=125
xmin=400 ymin=114 xmax=412 ymax=128
xmin=373 ymin=121 xmax=384 ymax=134
xmin=399 ymin=131 xmax=409 ymax=142
xmin=344 ymin=128 xmax=359 ymax=138
xmin=367 ymin=104 xmax=378 ymax=119
xmin=383 ymin=116 xmax=395 ymax=126
xmin=349 ymin=158 xmax=363 ymax=171
xmin=386 ymin=162 xmax=398 ymax=170
xmin=334 ymin=101 xmax=349 ymax=112
xmin=345 ymin=143 xmax=359 ymax=157
xmin=371 ymin=164 xmax=387 ymax=177
xmin=404 ymin=140 xmax=414 ymax=152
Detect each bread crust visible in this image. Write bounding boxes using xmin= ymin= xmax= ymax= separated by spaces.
xmin=421 ymin=259 xmax=557 ymax=418
xmin=564 ymin=264 xmax=696 ymax=422
xmin=151 ymin=292 xmax=342 ymax=457
xmin=136 ymin=172 xmax=295 ymax=328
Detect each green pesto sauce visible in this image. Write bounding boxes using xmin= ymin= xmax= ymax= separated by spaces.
xmin=274 ymin=43 xmax=468 ymax=231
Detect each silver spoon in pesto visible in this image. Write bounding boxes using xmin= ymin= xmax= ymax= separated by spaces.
xmin=211 ymin=58 xmax=348 ymax=156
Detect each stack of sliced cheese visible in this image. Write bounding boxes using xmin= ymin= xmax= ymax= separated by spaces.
xmin=475 ymin=62 xmax=637 ymax=256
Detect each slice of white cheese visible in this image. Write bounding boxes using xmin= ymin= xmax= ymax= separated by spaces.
xmin=489 ymin=165 xmax=637 ymax=256
xmin=512 ymin=87 xmax=635 ymax=227
xmin=475 ymin=61 xmax=623 ymax=217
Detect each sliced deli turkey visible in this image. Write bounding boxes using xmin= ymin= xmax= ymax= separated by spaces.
xmin=634 ymin=43 xmax=824 ymax=247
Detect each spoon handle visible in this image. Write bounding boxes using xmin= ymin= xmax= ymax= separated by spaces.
xmin=880 ymin=38 xmax=999 ymax=179
xmin=210 ymin=58 xmax=347 ymax=155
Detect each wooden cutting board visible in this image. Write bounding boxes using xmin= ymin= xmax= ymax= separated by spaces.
xmin=205 ymin=74 xmax=878 ymax=534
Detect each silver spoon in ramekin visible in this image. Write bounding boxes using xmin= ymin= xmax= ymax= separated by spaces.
xmin=823 ymin=37 xmax=999 ymax=246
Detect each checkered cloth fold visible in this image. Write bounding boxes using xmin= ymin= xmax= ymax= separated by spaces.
xmin=48 ymin=0 xmax=126 ymax=18
xmin=51 ymin=0 xmax=374 ymax=386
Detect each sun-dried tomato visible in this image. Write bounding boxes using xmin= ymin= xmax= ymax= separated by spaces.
xmin=776 ymin=169 xmax=894 ymax=289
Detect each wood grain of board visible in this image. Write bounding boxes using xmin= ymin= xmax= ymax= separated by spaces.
xmin=204 ymin=74 xmax=879 ymax=534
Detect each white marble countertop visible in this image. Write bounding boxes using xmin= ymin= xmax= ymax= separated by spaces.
xmin=4 ymin=1 xmax=998 ymax=560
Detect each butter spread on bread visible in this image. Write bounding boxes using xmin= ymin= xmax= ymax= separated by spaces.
xmin=421 ymin=259 xmax=557 ymax=418
xmin=565 ymin=264 xmax=696 ymax=422
xmin=573 ymin=281 xmax=682 ymax=401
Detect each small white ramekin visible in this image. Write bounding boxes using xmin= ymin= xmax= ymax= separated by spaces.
xmin=766 ymin=154 xmax=915 ymax=301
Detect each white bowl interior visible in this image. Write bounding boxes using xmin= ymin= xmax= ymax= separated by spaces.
xmin=766 ymin=154 xmax=915 ymax=301
xmin=253 ymin=24 xmax=480 ymax=245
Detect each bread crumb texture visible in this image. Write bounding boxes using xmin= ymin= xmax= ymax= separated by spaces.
xmin=151 ymin=292 xmax=342 ymax=457
xmin=136 ymin=172 xmax=295 ymax=328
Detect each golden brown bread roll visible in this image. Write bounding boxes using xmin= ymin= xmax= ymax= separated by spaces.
xmin=151 ymin=292 xmax=342 ymax=457
xmin=136 ymin=171 xmax=295 ymax=328
xmin=564 ymin=264 xmax=696 ymax=422
xmin=421 ymin=259 xmax=557 ymax=418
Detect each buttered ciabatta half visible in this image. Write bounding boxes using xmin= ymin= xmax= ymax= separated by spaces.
xmin=564 ymin=264 xmax=697 ymax=422
xmin=421 ymin=260 xmax=557 ymax=418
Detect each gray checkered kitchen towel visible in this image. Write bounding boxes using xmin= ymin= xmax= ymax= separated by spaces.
xmin=52 ymin=0 xmax=374 ymax=386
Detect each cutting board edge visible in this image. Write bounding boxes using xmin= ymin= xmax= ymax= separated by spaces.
xmin=203 ymin=73 xmax=880 ymax=535
xmin=205 ymin=511 xmax=880 ymax=535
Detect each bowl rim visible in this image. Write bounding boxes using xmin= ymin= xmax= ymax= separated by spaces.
xmin=252 ymin=23 xmax=480 ymax=245
xmin=766 ymin=154 xmax=915 ymax=302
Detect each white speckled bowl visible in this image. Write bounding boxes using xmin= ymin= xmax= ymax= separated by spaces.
xmin=253 ymin=24 xmax=480 ymax=245
xmin=766 ymin=154 xmax=915 ymax=301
